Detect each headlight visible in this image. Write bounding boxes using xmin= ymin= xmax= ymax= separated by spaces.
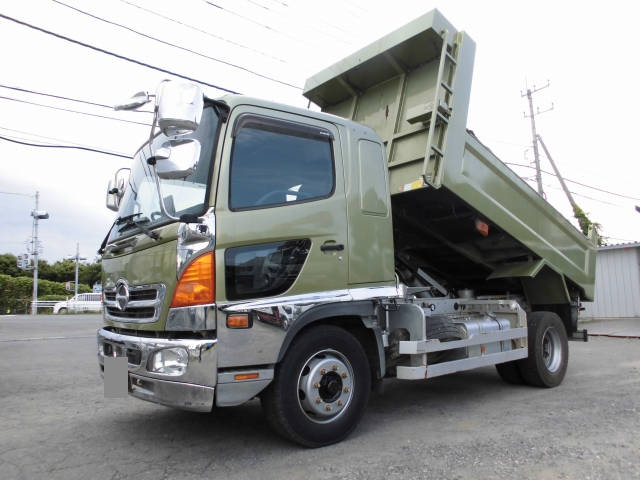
xmin=148 ymin=347 xmax=189 ymax=376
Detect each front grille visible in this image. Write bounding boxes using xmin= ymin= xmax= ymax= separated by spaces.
xmin=130 ymin=289 xmax=157 ymax=301
xmin=107 ymin=306 xmax=156 ymax=319
xmin=103 ymin=283 xmax=165 ymax=323
xmin=104 ymin=289 xmax=156 ymax=302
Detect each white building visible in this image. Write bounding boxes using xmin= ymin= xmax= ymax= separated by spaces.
xmin=581 ymin=242 xmax=640 ymax=319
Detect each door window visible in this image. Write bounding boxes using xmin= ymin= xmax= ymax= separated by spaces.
xmin=229 ymin=114 xmax=334 ymax=210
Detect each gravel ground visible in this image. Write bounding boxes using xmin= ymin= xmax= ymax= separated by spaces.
xmin=0 ymin=314 xmax=638 ymax=480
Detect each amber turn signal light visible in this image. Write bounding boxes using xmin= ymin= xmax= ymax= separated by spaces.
xmin=170 ymin=251 xmax=215 ymax=308
xmin=234 ymin=372 xmax=259 ymax=381
xmin=227 ymin=314 xmax=252 ymax=329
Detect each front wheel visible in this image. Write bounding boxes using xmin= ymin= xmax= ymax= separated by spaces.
xmin=261 ymin=325 xmax=371 ymax=447
xmin=518 ymin=311 xmax=569 ymax=388
xmin=57 ymin=308 xmax=67 ymax=314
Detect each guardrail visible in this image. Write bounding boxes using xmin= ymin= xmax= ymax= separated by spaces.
xmin=29 ymin=301 xmax=60 ymax=313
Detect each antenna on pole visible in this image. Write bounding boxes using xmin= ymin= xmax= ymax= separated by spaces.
xmin=522 ymin=80 xmax=553 ymax=197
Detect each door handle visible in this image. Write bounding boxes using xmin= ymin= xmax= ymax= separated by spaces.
xmin=320 ymin=243 xmax=344 ymax=252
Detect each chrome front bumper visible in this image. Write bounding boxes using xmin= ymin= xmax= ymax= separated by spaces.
xmin=97 ymin=327 xmax=217 ymax=412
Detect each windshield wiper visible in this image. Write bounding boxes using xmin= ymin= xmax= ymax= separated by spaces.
xmin=117 ymin=215 xmax=159 ymax=240
xmin=116 ymin=212 xmax=142 ymax=225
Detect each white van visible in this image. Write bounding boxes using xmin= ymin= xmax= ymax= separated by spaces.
xmin=53 ymin=293 xmax=103 ymax=314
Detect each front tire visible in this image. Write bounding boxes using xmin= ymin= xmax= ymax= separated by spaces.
xmin=261 ymin=325 xmax=371 ymax=447
xmin=57 ymin=308 xmax=67 ymax=314
xmin=518 ymin=311 xmax=568 ymax=387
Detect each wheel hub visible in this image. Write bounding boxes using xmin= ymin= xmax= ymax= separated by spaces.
xmin=298 ymin=350 xmax=353 ymax=422
xmin=542 ymin=326 xmax=562 ymax=373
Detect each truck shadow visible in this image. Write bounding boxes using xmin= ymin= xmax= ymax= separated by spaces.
xmin=97 ymin=366 xmax=524 ymax=451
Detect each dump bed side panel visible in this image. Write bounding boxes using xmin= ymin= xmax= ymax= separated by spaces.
xmin=303 ymin=9 xmax=595 ymax=300
xmin=454 ymin=133 xmax=595 ymax=299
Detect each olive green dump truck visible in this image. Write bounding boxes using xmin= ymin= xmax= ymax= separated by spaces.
xmin=98 ymin=9 xmax=596 ymax=447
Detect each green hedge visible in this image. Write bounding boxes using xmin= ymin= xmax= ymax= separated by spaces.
xmin=0 ymin=274 xmax=91 ymax=314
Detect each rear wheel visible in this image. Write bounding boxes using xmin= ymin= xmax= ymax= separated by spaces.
xmin=518 ymin=311 xmax=568 ymax=387
xmin=261 ymin=325 xmax=371 ymax=447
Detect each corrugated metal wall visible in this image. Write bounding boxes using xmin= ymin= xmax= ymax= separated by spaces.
xmin=581 ymin=246 xmax=640 ymax=318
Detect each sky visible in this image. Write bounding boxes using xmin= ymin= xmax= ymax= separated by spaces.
xmin=1 ymin=0 xmax=639 ymax=263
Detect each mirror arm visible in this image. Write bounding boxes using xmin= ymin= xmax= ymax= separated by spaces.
xmin=150 ymin=162 xmax=180 ymax=222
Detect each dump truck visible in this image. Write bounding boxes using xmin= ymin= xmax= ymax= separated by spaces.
xmin=98 ymin=9 xmax=596 ymax=447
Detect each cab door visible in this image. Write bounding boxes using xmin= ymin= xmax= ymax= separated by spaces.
xmin=215 ymin=106 xmax=348 ymax=304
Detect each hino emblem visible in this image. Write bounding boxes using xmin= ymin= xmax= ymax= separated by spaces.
xmin=115 ymin=280 xmax=130 ymax=311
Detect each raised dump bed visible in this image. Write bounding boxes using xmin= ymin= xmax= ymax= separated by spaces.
xmin=304 ymin=9 xmax=595 ymax=309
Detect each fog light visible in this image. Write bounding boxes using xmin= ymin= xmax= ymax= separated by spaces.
xmin=148 ymin=347 xmax=188 ymax=376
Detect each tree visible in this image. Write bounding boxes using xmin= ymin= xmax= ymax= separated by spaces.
xmin=572 ymin=205 xmax=605 ymax=246
xmin=0 ymin=253 xmax=23 ymax=277
xmin=79 ymin=261 xmax=102 ymax=287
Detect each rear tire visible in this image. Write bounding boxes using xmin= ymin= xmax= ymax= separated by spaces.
xmin=261 ymin=325 xmax=371 ymax=447
xmin=518 ymin=311 xmax=568 ymax=388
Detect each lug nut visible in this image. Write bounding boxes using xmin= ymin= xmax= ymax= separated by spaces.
xmin=313 ymin=381 xmax=319 ymax=388
xmin=315 ymin=397 xmax=322 ymax=404
xmin=325 ymin=404 xmax=332 ymax=411
xmin=332 ymin=364 xmax=338 ymax=371
xmin=320 ymin=368 xmax=327 ymax=375
xmin=341 ymin=372 xmax=347 ymax=379
xmin=343 ymin=387 xmax=350 ymax=393
xmin=337 ymin=400 xmax=343 ymax=406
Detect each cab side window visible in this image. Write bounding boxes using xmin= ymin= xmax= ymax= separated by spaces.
xmin=229 ymin=114 xmax=335 ymax=210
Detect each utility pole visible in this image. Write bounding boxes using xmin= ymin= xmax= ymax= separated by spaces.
xmin=537 ymin=135 xmax=577 ymax=210
xmin=68 ymin=243 xmax=87 ymax=297
xmin=30 ymin=191 xmax=49 ymax=315
xmin=522 ymin=81 xmax=553 ymax=197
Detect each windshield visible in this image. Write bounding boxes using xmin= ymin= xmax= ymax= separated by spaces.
xmin=110 ymin=105 xmax=220 ymax=241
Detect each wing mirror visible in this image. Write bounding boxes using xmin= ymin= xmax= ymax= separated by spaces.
xmin=150 ymin=139 xmax=201 ymax=180
xmin=105 ymin=168 xmax=130 ymax=212
xmin=156 ymin=81 xmax=204 ymax=136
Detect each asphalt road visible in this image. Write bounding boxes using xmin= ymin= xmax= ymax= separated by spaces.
xmin=0 ymin=314 xmax=638 ymax=480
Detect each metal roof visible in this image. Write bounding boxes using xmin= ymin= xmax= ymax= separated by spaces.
xmin=598 ymin=242 xmax=640 ymax=251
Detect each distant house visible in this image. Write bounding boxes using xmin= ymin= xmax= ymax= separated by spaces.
xmin=581 ymin=242 xmax=640 ymax=319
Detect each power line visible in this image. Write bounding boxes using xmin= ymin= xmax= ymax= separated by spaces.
xmin=0 ymin=190 xmax=34 ymax=197
xmin=505 ymin=162 xmax=640 ymax=201
xmin=0 ymin=83 xmax=152 ymax=113
xmin=52 ymin=0 xmax=301 ymax=90
xmin=0 ymin=135 xmax=132 ymax=159
xmin=117 ymin=0 xmax=287 ymax=64
xmin=542 ymin=183 xmax=623 ymax=207
xmin=0 ymin=125 xmax=130 ymax=156
xmin=204 ymin=0 xmax=317 ymax=47
xmin=0 ymin=94 xmax=152 ymax=127
xmin=0 ymin=13 xmax=239 ymax=95
xmin=239 ymin=0 xmax=351 ymax=45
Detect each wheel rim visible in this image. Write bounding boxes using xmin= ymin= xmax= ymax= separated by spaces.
xmin=541 ymin=326 xmax=562 ymax=373
xmin=297 ymin=349 xmax=354 ymax=424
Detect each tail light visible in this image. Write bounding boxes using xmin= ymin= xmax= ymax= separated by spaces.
xmin=170 ymin=251 xmax=215 ymax=308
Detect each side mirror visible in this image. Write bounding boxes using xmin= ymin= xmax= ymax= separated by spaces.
xmin=153 ymin=139 xmax=201 ymax=180
xmin=105 ymin=168 xmax=129 ymax=211
xmin=156 ymin=81 xmax=204 ymax=136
